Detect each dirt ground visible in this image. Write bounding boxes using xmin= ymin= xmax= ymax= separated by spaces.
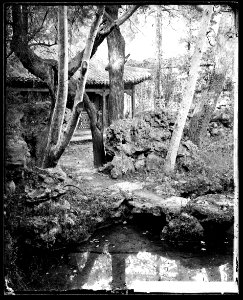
xmin=59 ymin=141 xmax=136 ymax=193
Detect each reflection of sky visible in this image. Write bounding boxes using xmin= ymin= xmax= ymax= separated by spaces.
xmin=69 ymin=249 xmax=233 ymax=291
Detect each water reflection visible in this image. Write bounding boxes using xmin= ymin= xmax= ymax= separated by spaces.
xmin=64 ymin=225 xmax=233 ymax=291
xmin=19 ymin=224 xmax=233 ymax=292
xmin=66 ymin=249 xmax=233 ymax=291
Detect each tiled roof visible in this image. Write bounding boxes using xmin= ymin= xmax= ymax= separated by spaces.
xmin=6 ymin=52 xmax=152 ymax=87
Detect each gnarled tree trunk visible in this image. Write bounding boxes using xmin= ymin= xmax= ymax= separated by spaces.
xmin=83 ymin=93 xmax=106 ymax=167
xmin=40 ymin=6 xmax=105 ymax=168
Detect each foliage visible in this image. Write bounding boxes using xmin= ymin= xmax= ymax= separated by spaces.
xmin=5 ymin=5 xmax=97 ymax=57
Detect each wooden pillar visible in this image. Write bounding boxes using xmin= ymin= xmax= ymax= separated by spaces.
xmin=131 ymin=86 xmax=135 ymax=118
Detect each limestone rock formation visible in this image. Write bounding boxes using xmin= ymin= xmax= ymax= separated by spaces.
xmin=102 ymin=110 xmax=195 ymax=178
xmin=161 ymin=212 xmax=204 ymax=242
xmin=186 ymin=193 xmax=234 ymax=235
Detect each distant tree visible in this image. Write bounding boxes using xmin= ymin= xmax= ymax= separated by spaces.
xmin=164 ymin=5 xmax=213 ymax=173
xmin=187 ymin=10 xmax=235 ymax=147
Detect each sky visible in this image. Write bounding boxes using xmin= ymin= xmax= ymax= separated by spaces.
xmin=96 ymin=10 xmax=188 ymax=62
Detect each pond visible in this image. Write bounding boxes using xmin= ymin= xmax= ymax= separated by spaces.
xmin=16 ymin=223 xmax=234 ymax=294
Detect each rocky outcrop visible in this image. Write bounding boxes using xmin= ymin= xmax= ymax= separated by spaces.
xmin=5 ymin=138 xmax=30 ymax=168
xmin=5 ymin=98 xmax=71 ymax=167
xmin=110 ymin=188 xmax=234 ymax=243
xmin=186 ymin=193 xmax=234 ymax=236
xmin=161 ymin=213 xmax=204 ymax=242
xmin=128 ymin=190 xmax=189 ymax=216
xmin=101 ymin=110 xmax=197 ymax=179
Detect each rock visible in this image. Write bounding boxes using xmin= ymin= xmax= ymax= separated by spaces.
xmin=5 ymin=138 xmax=30 ymax=168
xmin=211 ymin=128 xmax=219 ymax=136
xmin=134 ymin=154 xmax=145 ymax=170
xmin=110 ymin=154 xmax=135 ymax=179
xmin=177 ymin=144 xmax=189 ymax=157
xmin=5 ymin=180 xmax=16 ymax=195
xmin=103 ymin=110 xmax=177 ymax=177
xmin=44 ymin=165 xmax=67 ymax=182
xmin=57 ymin=199 xmax=71 ymax=210
xmin=162 ymin=196 xmax=190 ymax=214
xmin=129 ymin=190 xmax=189 ymax=216
xmin=109 ymin=181 xmax=144 ymax=193
xmin=145 ymin=153 xmax=164 ymax=171
xmin=186 ymin=194 xmax=234 ymax=235
xmin=161 ymin=212 xmax=204 ymax=242
xmin=110 ymin=167 xmax=122 ymax=179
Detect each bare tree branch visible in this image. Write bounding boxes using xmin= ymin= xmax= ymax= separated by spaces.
xmin=11 ymin=5 xmax=56 ymax=104
xmin=28 ymin=8 xmax=49 ymax=42
xmin=68 ymin=4 xmax=140 ymax=78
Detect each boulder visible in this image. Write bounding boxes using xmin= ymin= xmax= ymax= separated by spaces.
xmin=45 ymin=165 xmax=67 ymax=182
xmin=5 ymin=137 xmax=30 ymax=168
xmin=145 ymin=153 xmax=164 ymax=171
xmin=134 ymin=154 xmax=146 ymax=171
xmin=211 ymin=128 xmax=219 ymax=136
xmin=5 ymin=180 xmax=16 ymax=195
xmin=186 ymin=194 xmax=234 ymax=235
xmin=161 ymin=212 xmax=204 ymax=242
xmin=103 ymin=110 xmax=179 ymax=177
xmin=109 ymin=154 xmax=135 ymax=179
xmin=128 ymin=190 xmax=189 ymax=216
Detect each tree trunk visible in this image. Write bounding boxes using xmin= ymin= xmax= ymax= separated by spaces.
xmin=154 ymin=5 xmax=163 ymax=110
xmin=111 ymin=253 xmax=127 ymax=290
xmin=42 ymin=6 xmax=105 ymax=168
xmin=188 ymin=74 xmax=225 ymax=146
xmin=164 ymin=5 xmax=213 ymax=174
xmin=187 ymin=13 xmax=233 ymax=147
xmin=106 ymin=5 xmax=125 ymax=126
xmin=83 ymin=93 xmax=106 ymax=167
xmin=41 ymin=6 xmax=69 ymax=167
xmin=73 ymin=252 xmax=99 ymax=289
xmin=232 ymin=7 xmax=239 ymax=284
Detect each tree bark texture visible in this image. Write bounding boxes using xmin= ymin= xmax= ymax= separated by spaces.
xmin=154 ymin=5 xmax=163 ymax=109
xmin=164 ymin=5 xmax=213 ymax=173
xmin=41 ymin=6 xmax=69 ymax=167
xmin=187 ymin=13 xmax=233 ymax=147
xmin=111 ymin=254 xmax=127 ymax=290
xmin=106 ymin=5 xmax=125 ymax=126
xmin=73 ymin=252 xmax=99 ymax=289
xmin=11 ymin=5 xmax=57 ymax=105
xmin=188 ymin=74 xmax=225 ymax=146
xmin=42 ymin=6 xmax=105 ymax=167
xmin=83 ymin=93 xmax=106 ymax=167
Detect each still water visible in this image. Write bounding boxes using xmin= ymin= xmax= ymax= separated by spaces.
xmin=18 ymin=223 xmax=234 ymax=292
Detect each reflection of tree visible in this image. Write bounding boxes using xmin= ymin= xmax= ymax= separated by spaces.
xmin=72 ymin=252 xmax=99 ymax=289
xmin=155 ymin=255 xmax=161 ymax=281
xmin=175 ymin=262 xmax=191 ymax=281
xmin=111 ymin=253 xmax=128 ymax=290
xmin=206 ymin=267 xmax=221 ymax=281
